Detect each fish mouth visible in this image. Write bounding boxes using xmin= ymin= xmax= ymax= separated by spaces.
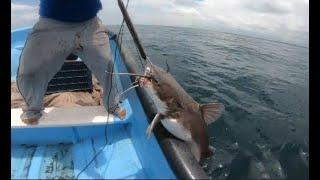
xmin=137 ymin=66 xmax=153 ymax=87
xmin=138 ymin=77 xmax=152 ymax=87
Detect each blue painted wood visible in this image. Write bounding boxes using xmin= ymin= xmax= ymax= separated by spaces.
xmin=27 ymin=146 xmax=46 ymax=179
xmin=39 ymin=144 xmax=74 ymax=179
xmin=12 ymin=127 xmax=75 ymax=145
xmin=12 ymin=127 xmax=146 ymax=178
xmin=72 ymin=126 xmax=146 ymax=179
xmin=109 ymin=39 xmax=176 ymax=179
xmin=11 ymin=145 xmax=37 ymax=179
xmin=11 ymin=28 xmax=176 ymax=179
xmin=11 ymin=99 xmax=133 ymax=146
xmin=11 ymin=146 xmax=27 ymax=179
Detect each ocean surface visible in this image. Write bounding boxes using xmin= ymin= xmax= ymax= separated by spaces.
xmin=110 ymin=25 xmax=309 ymax=180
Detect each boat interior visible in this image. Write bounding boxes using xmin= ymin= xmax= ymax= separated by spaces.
xmin=11 ymin=28 xmax=175 ymax=179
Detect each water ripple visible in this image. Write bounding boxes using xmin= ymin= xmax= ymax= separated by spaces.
xmin=110 ymin=25 xmax=309 ymax=179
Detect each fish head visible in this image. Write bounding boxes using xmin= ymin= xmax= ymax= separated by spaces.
xmin=139 ymin=61 xmax=168 ymax=90
xmin=138 ymin=61 xmax=176 ymax=114
xmin=138 ymin=61 xmax=225 ymax=162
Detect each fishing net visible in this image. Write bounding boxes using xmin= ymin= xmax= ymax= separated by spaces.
xmin=11 ymin=76 xmax=103 ymax=108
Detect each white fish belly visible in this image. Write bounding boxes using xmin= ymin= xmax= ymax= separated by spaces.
xmin=161 ymin=118 xmax=192 ymax=141
xmin=144 ymin=87 xmax=167 ymax=114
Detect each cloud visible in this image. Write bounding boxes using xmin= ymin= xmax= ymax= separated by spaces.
xmin=11 ymin=2 xmax=39 ymax=29
xmin=173 ymin=0 xmax=203 ymax=7
xmin=184 ymin=0 xmax=309 ymax=46
xmin=12 ymin=3 xmax=35 ymax=11
xmin=243 ymin=0 xmax=291 ymax=14
xmin=11 ymin=0 xmax=309 ymax=46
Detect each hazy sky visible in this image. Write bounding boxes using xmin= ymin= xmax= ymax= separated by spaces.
xmin=11 ymin=0 xmax=309 ymax=47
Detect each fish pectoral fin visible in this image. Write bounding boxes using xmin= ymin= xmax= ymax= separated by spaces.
xmin=187 ymin=141 xmax=202 ymax=162
xmin=200 ymin=103 xmax=224 ymax=125
xmin=146 ymin=113 xmax=162 ymax=139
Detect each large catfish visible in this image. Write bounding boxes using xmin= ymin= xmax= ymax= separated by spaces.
xmin=138 ymin=61 xmax=224 ymax=161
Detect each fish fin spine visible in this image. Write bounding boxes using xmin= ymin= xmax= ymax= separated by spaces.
xmin=200 ymin=103 xmax=224 ymax=125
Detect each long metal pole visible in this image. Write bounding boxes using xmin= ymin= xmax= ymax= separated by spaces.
xmin=117 ymin=0 xmax=147 ymax=60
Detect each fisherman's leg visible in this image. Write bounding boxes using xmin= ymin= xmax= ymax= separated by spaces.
xmin=77 ymin=19 xmax=124 ymax=116
xmin=77 ymin=42 xmax=119 ymax=108
xmin=17 ymin=20 xmax=73 ymax=124
xmin=146 ymin=113 xmax=162 ymax=138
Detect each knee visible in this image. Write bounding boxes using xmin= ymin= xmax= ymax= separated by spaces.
xmin=18 ymin=61 xmax=46 ymax=77
xmin=17 ymin=67 xmax=37 ymax=79
xmin=17 ymin=66 xmax=46 ymax=83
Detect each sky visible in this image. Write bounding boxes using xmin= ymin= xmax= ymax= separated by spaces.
xmin=11 ymin=0 xmax=309 ymax=47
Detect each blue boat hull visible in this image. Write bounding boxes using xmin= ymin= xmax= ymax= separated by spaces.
xmin=11 ymin=27 xmax=176 ymax=179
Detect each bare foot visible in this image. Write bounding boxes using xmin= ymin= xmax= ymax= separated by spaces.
xmin=22 ymin=118 xmax=39 ymax=125
xmin=115 ymin=107 xmax=126 ymax=120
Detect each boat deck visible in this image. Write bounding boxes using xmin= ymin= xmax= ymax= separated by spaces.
xmin=11 ymin=126 xmax=146 ymax=179
xmin=11 ymin=101 xmax=147 ymax=179
xmin=11 ymin=28 xmax=176 ymax=179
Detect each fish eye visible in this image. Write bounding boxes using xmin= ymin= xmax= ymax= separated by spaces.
xmin=146 ymin=67 xmax=151 ymax=73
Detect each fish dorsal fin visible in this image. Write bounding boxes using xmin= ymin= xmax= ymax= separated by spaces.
xmin=200 ymin=103 xmax=224 ymax=125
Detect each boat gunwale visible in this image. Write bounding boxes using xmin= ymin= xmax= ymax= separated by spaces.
xmin=11 ymin=27 xmax=176 ymax=179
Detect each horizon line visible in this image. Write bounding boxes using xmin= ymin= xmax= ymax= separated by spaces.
xmin=105 ymin=24 xmax=308 ymax=49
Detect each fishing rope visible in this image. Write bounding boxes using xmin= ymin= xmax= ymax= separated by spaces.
xmin=134 ymin=41 xmax=145 ymax=72
xmin=75 ymin=0 xmax=129 ymax=179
